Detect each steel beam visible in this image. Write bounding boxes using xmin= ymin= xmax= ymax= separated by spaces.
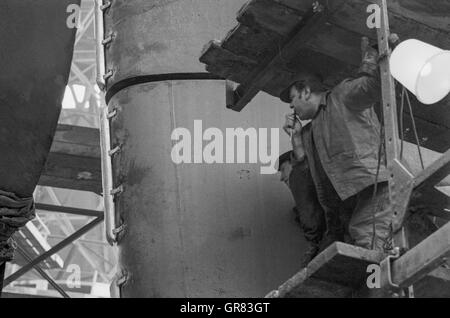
xmin=35 ymin=203 xmax=102 ymax=218
xmin=3 ymin=217 xmax=103 ymax=287
xmin=16 ymin=245 xmax=70 ymax=298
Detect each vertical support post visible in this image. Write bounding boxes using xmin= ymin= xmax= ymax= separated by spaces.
xmin=375 ymin=0 xmax=414 ymax=249
xmin=376 ymin=0 xmax=417 ymax=297
xmin=95 ymin=0 xmax=107 ymax=91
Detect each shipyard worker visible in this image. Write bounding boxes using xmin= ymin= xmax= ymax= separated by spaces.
xmin=280 ymin=37 xmax=392 ymax=252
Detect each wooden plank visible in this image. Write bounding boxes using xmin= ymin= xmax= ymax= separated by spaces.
xmin=308 ymin=243 xmax=385 ymax=287
xmin=272 ymin=242 xmax=384 ymax=298
xmin=375 ymin=0 xmax=450 ymax=33
xmin=222 ymin=23 xmax=285 ymax=65
xmin=305 ymin=23 xmax=362 ymax=67
xmin=39 ymin=152 xmax=101 ymax=194
xmin=200 ymin=40 xmax=258 ymax=83
xmin=275 ymin=0 xmax=316 ymax=13
xmin=51 ymin=124 xmax=100 ymax=158
xmin=390 ymin=221 xmax=450 ymax=289
xmin=230 ymin=10 xmax=330 ymax=111
xmin=237 ymin=0 xmax=305 ymax=36
xmin=38 ymin=124 xmax=102 ymax=194
xmin=329 ymin=0 xmax=450 ymax=50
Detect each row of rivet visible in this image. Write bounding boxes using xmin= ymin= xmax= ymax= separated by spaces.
xmin=101 ymin=1 xmax=115 ymax=89
xmin=107 ymin=107 xmax=126 ymax=242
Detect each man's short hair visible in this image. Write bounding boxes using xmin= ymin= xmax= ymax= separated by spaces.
xmin=280 ymin=73 xmax=325 ymax=103
xmin=278 ymin=151 xmax=292 ymax=171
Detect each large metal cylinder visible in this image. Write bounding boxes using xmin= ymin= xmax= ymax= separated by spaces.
xmin=105 ymin=0 xmax=306 ymax=297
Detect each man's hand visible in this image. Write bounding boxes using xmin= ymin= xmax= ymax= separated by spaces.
xmin=283 ymin=113 xmax=305 ymax=161
xmin=283 ymin=113 xmax=302 ymax=137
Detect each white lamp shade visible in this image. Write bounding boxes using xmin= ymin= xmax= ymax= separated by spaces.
xmin=390 ymin=39 xmax=450 ymax=105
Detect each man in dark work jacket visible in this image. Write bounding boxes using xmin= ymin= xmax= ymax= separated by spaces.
xmin=281 ymin=38 xmax=392 ymax=252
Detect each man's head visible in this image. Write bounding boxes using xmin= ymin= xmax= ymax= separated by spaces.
xmin=278 ymin=151 xmax=293 ymax=186
xmin=280 ymin=73 xmax=325 ymax=120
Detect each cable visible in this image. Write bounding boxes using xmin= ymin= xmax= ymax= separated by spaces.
xmin=399 ymin=87 xmax=405 ymax=160
xmin=404 ymin=87 xmax=425 ymax=170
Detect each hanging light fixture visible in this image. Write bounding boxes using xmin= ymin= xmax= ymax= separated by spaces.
xmin=389 ymin=39 xmax=450 ymax=105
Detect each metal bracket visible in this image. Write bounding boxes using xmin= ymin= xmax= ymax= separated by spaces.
xmin=108 ymin=145 xmax=121 ymax=156
xmin=380 ymin=247 xmax=401 ymax=292
xmin=102 ymin=31 xmax=115 ymax=46
xmin=110 ymin=267 xmax=129 ymax=298
xmin=100 ymin=1 xmax=111 ymax=11
xmin=116 ymin=269 xmax=129 ymax=287
xmin=107 ymin=108 xmax=118 ymax=119
xmin=103 ymin=69 xmax=114 ymax=81
xmin=112 ymin=223 xmax=126 ymax=243
xmin=110 ymin=184 xmax=124 ymax=197
xmin=390 ymin=160 xmax=414 ymax=232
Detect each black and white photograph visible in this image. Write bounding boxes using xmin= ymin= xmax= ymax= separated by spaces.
xmin=0 ymin=0 xmax=449 ymax=302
